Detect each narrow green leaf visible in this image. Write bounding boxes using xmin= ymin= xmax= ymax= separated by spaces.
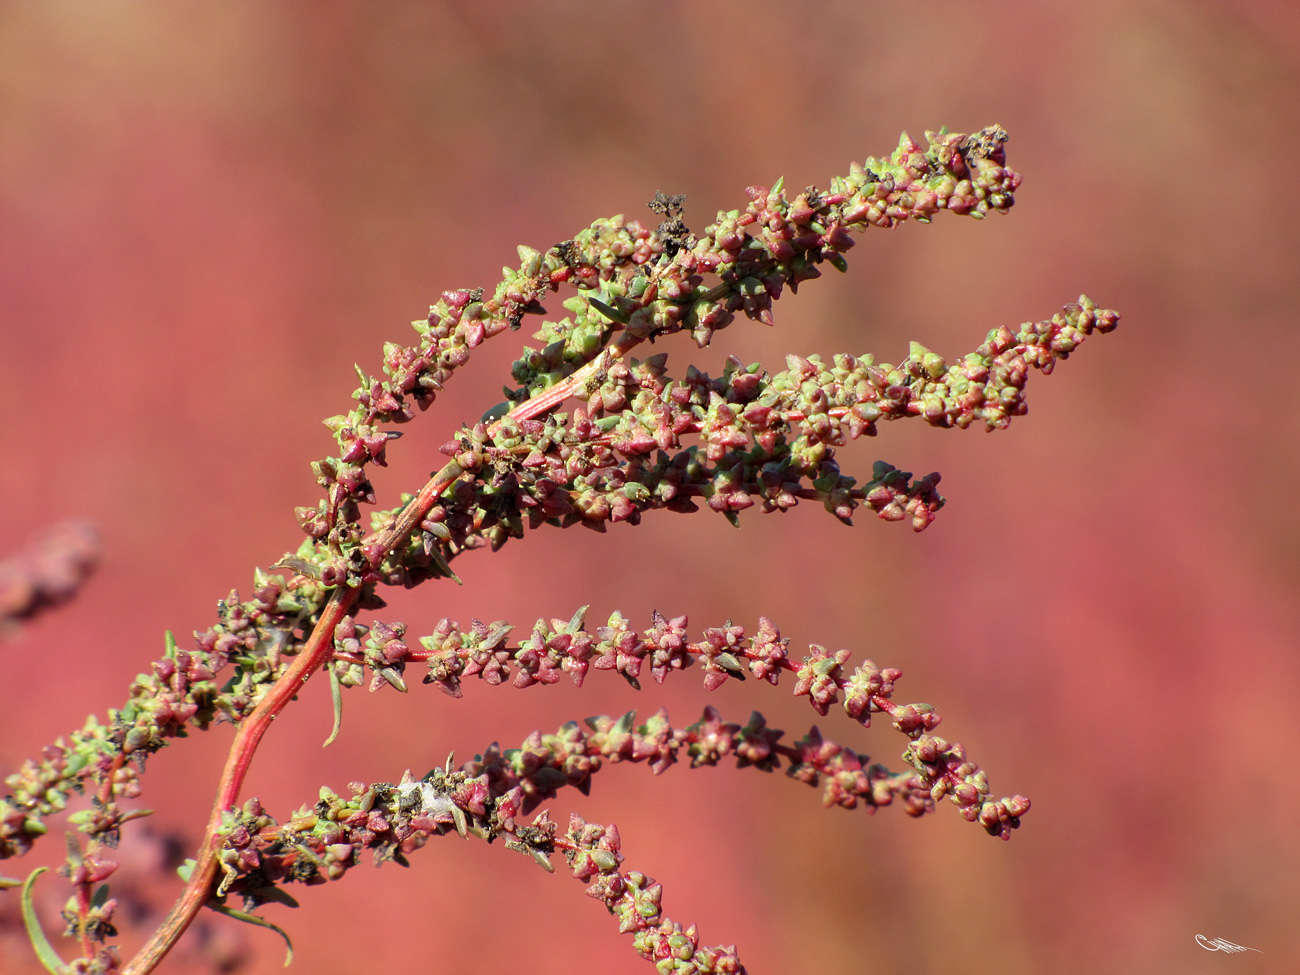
xmin=451 ymin=804 xmax=469 ymax=838
xmin=323 ymin=667 xmax=344 ymax=748
xmin=209 ymin=903 xmax=294 ymax=966
xmin=375 ymin=666 xmax=408 ymax=693
xmin=565 ymin=605 xmax=589 ymax=634
xmin=479 ymin=400 xmax=511 ymax=424
xmin=715 ymin=652 xmax=747 ymax=676
xmin=428 ymin=545 xmax=462 ymax=585
xmin=587 ymin=297 xmax=627 ymax=325
xmin=20 ymin=868 xmax=70 ymax=975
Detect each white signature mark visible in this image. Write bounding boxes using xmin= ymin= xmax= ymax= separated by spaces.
xmin=1196 ymin=934 xmax=1261 ymax=953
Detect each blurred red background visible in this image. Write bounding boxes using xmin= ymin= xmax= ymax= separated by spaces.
xmin=3 ymin=2 xmax=1298 ymax=973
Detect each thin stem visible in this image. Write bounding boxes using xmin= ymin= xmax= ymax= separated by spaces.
xmin=73 ymin=874 xmax=94 ymax=960
xmin=59 ymin=753 xmax=132 ymax=967
xmin=504 ymin=330 xmax=644 ymax=425
xmin=122 ymin=587 xmax=357 ymax=974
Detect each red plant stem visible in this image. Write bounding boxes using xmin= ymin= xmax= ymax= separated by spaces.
xmin=508 ymin=331 xmax=645 ymax=423
xmin=122 ymin=587 xmax=358 ymax=974
xmin=371 ymin=333 xmax=645 ymax=564
xmin=61 ymin=753 xmax=131 ymax=966
xmin=123 ymin=328 xmax=649 ymax=974
xmin=73 ymin=876 xmax=94 ymax=959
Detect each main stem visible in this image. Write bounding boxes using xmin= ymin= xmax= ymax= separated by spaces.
xmin=123 ymin=329 xmax=647 ymax=974
xmin=121 ymin=587 xmax=356 ymax=974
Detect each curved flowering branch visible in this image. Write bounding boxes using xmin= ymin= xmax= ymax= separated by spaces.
xmin=451 ymin=706 xmax=1025 ymax=837
xmin=204 ymin=692 xmax=1022 ymax=975
xmin=325 ymin=611 xmax=1027 ymax=837
xmin=202 ymin=774 xmax=748 ymax=973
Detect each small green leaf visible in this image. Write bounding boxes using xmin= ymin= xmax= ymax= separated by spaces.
xmin=451 ymin=804 xmax=469 ymax=839
xmin=209 ymin=903 xmax=294 ymax=967
xmin=480 ymin=401 xmax=511 ymax=424
xmin=715 ymin=652 xmax=747 ymax=676
xmin=323 ymin=667 xmax=344 ymax=748
xmin=375 ymin=667 xmax=408 ymax=693
xmin=812 ymin=656 xmax=839 ymax=677
xmin=565 ymin=605 xmax=590 ymax=634
xmin=428 ymin=545 xmax=462 ymax=585
xmin=587 ymin=297 xmax=627 ymax=325
xmin=21 ymin=868 xmax=70 ymax=975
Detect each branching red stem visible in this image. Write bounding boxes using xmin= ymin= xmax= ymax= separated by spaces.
xmin=122 ymin=329 xmax=649 ymax=975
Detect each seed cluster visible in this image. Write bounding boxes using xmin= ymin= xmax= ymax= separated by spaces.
xmin=208 ymin=696 xmax=1026 ymax=972
xmin=359 ymin=293 xmax=1115 ymax=588
xmin=323 ymin=610 xmax=1028 ymax=837
xmin=301 ymin=126 xmax=1030 ymax=574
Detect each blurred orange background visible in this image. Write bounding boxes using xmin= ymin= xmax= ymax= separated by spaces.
xmin=3 ymin=3 xmax=1298 ymax=973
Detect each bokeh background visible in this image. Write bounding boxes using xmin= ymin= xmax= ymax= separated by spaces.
xmin=3 ymin=2 xmax=1298 ymax=973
